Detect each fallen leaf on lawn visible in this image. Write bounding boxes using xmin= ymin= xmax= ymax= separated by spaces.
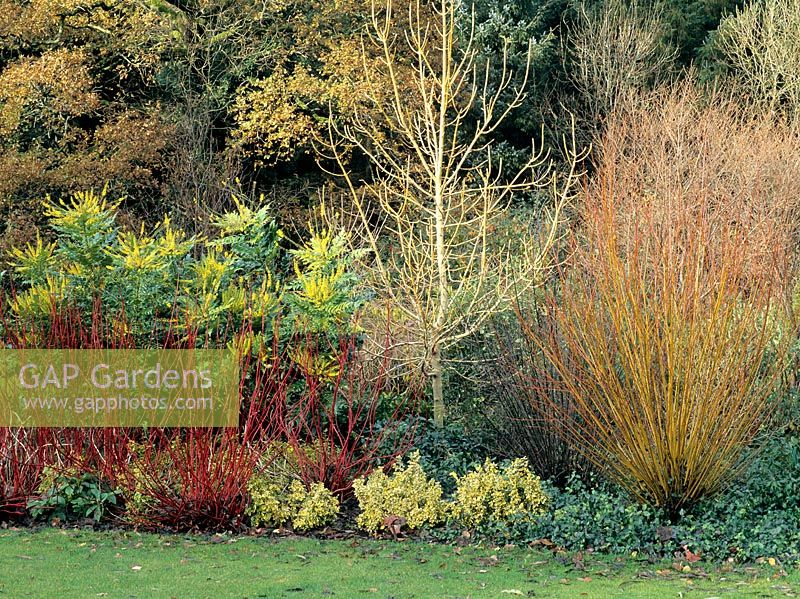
xmin=578 ymin=577 xmax=592 ymax=582
xmin=683 ymin=546 xmax=701 ymax=563
xmin=572 ymin=551 xmax=585 ymax=570
xmin=131 ymin=565 xmax=142 ymax=571
xmin=383 ymin=515 xmax=407 ymax=539
xmin=500 ymin=590 xmax=524 ymax=595
xmin=477 ymin=555 xmax=499 ymax=567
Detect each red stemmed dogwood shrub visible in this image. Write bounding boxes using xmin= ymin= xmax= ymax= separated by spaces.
xmin=0 ymin=428 xmax=51 ymax=520
xmin=0 ymin=298 xmax=419 ymax=529
xmin=95 ymin=335 xmax=418 ymax=529
xmin=0 ymin=300 xmax=284 ymax=530
xmin=278 ymin=336 xmax=421 ymax=496
xmin=0 ymin=302 xmax=129 ymax=521
xmin=107 ymin=335 xmax=290 ymax=531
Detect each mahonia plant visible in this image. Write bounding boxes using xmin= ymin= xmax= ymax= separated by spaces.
xmin=352 ymin=451 xmax=448 ymax=533
xmin=7 ymin=187 xmax=366 ymax=349
xmin=286 ymin=226 xmax=367 ymax=336
xmin=8 ymin=188 xmax=198 ymax=337
xmin=450 ymin=458 xmax=549 ymax=528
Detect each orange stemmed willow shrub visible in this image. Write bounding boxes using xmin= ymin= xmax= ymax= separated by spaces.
xmin=520 ymin=86 xmax=799 ymax=513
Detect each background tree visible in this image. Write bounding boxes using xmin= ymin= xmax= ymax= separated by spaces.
xmin=654 ymin=0 xmax=744 ymax=65
xmin=565 ymin=0 xmax=676 ymax=143
xmin=0 ymin=0 xmax=173 ymax=252
xmin=705 ymin=0 xmax=800 ymax=122
xmin=327 ymin=0 xmax=584 ymax=426
xmin=456 ymin=0 xmax=564 ymax=174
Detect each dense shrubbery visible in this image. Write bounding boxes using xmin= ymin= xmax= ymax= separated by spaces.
xmin=247 ymin=476 xmax=340 ymax=532
xmin=450 ymin=458 xmax=549 ymax=527
xmin=3 ymin=0 xmax=800 ymax=567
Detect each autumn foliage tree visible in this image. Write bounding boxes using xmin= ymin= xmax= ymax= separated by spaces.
xmin=0 ymin=0 xmax=174 ymax=251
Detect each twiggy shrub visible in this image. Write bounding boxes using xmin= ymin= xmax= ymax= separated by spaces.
xmin=352 ymin=452 xmax=447 ymax=533
xmin=485 ymin=309 xmax=591 ymax=484
xmin=450 ymin=458 xmax=549 ymax=528
xmin=0 ymin=428 xmax=50 ymax=521
xmin=520 ymin=90 xmax=793 ymax=513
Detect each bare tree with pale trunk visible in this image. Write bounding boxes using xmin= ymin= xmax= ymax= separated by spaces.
xmin=323 ymin=0 xmax=584 ymax=426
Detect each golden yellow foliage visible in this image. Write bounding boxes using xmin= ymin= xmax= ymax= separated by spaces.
xmin=231 ymin=0 xmax=423 ymax=165
xmin=0 ymin=49 xmax=99 ymax=140
xmin=352 ymin=452 xmax=447 ymax=533
xmin=450 ymin=459 xmax=549 ymax=528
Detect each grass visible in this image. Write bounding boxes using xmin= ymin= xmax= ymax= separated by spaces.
xmin=0 ymin=528 xmax=797 ymax=598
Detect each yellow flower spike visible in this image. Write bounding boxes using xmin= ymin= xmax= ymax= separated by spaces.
xmin=8 ymin=234 xmax=57 ymax=282
xmin=11 ymin=275 xmax=68 ymax=319
xmin=43 ymin=188 xmax=121 ymax=230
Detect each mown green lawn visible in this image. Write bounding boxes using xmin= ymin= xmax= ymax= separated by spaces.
xmin=0 ymin=528 xmax=796 ymax=598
